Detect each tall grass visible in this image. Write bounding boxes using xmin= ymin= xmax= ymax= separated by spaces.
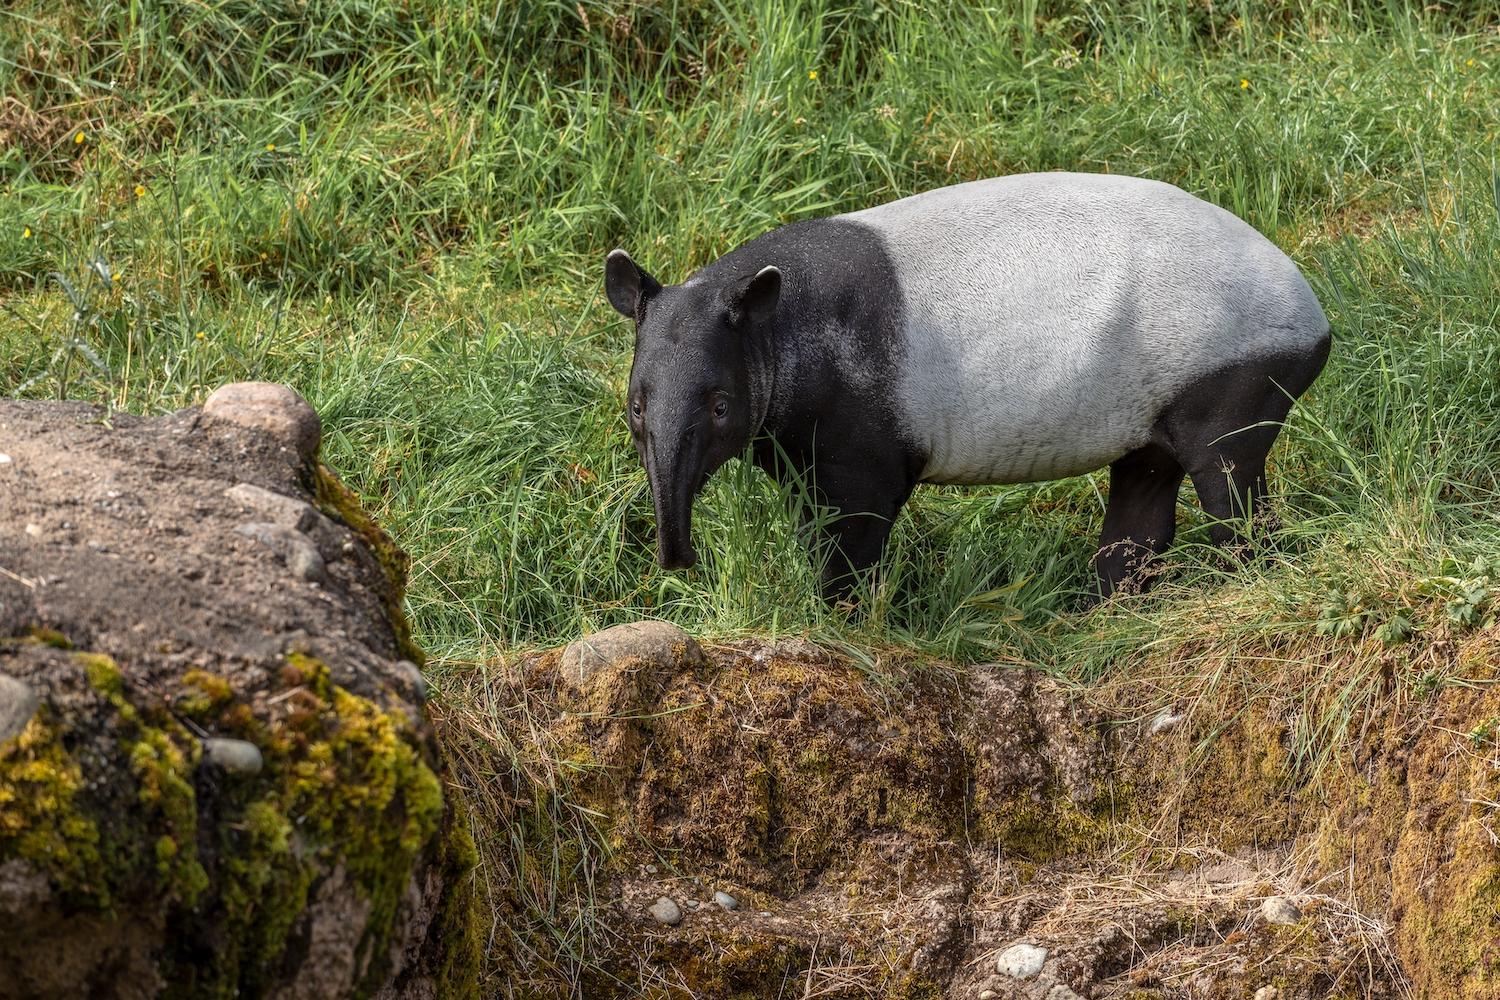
xmin=3 ymin=0 xmax=1499 ymax=684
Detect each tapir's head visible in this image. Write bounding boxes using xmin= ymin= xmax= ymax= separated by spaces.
xmin=605 ymin=248 xmax=781 ymax=571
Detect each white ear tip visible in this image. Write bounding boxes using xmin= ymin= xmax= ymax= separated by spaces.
xmin=608 ymin=248 xmax=632 ymax=262
xmin=755 ymin=265 xmax=780 ymax=279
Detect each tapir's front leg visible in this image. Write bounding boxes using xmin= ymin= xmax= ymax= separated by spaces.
xmin=807 ymin=454 xmax=917 ymax=600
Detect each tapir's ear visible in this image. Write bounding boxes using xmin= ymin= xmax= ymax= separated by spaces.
xmin=724 ymin=265 xmax=781 ymax=327
xmin=605 ymin=249 xmax=662 ymax=319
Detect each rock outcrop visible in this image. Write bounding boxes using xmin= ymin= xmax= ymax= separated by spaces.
xmin=0 ymin=386 xmax=477 ymax=1000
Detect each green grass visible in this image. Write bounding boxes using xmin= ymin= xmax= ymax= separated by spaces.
xmin=3 ymin=0 xmax=1500 ymax=692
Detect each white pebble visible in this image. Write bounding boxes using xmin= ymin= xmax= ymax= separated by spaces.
xmin=202 ymin=737 xmax=264 ymax=774
xmin=996 ymin=943 xmax=1048 ymax=978
xmin=714 ymin=891 xmax=739 ymax=910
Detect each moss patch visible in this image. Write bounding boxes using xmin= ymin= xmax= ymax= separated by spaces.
xmin=0 ymin=708 xmax=107 ymax=906
xmin=314 ymin=461 xmax=424 ymax=667
xmin=166 ymin=652 xmax=445 ymax=999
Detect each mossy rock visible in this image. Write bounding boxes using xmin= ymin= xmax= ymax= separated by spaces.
xmin=0 ymin=392 xmax=477 ymax=999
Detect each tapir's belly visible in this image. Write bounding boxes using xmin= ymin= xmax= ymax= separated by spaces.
xmin=850 ymin=172 xmax=1330 ymax=485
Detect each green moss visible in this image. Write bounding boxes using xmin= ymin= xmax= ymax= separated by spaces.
xmin=313 ymin=461 xmax=424 ymax=667
xmin=25 ymin=625 xmax=73 ymax=649
xmin=0 ymin=708 xmax=108 ymax=906
xmin=167 ymin=653 xmax=446 ymax=999
xmin=79 ymin=652 xmax=208 ymax=905
xmin=433 ymin=806 xmax=483 ymax=1000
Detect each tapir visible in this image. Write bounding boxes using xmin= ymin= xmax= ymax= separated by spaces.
xmin=605 ymin=172 xmax=1330 ymax=600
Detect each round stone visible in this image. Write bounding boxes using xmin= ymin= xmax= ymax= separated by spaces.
xmin=996 ymin=943 xmax=1048 ymax=978
xmin=648 ymin=897 xmax=682 ymax=926
xmin=1259 ymin=896 xmax=1302 ymax=926
xmin=202 ymin=382 xmax=322 ymax=461
xmin=714 ymin=891 xmax=739 ymax=911
xmin=561 ymin=621 xmax=704 ymax=686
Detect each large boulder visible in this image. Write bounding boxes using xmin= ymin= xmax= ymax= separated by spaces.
xmin=0 ymin=387 xmax=477 ymax=1000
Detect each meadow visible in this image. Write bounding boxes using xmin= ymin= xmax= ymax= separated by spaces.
xmin=3 ymin=0 xmax=1499 ymax=745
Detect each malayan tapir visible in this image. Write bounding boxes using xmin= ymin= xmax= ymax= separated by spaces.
xmin=605 ymin=172 xmax=1331 ymax=601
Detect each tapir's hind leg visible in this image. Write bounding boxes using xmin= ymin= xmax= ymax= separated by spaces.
xmin=1093 ymin=443 xmax=1186 ymax=601
xmin=1155 ymin=338 xmax=1331 ymax=547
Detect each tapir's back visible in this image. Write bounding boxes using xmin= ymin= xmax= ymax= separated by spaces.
xmin=848 ymin=173 xmax=1329 ymax=485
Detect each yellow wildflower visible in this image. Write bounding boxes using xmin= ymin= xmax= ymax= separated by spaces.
xmin=266 ymin=143 xmax=276 ymax=151
xmin=22 ymin=227 xmax=31 ymax=238
xmin=111 ymin=273 xmax=120 ymax=282
xmin=75 ymin=132 xmax=86 ymax=144
xmin=808 ymin=70 xmax=817 ymax=80
xmin=195 ymin=332 xmax=206 ymax=339
xmin=1240 ymin=78 xmax=1250 ymax=89
xmin=135 ymin=185 xmax=146 ymax=197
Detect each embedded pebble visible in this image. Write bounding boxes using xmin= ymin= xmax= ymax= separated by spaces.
xmin=1253 ymin=988 xmax=1280 ymax=1000
xmin=1046 ymin=986 xmax=1083 ymax=1000
xmin=1259 ymin=896 xmax=1303 ymax=926
xmin=648 ymin=897 xmax=682 ymax=925
xmin=978 ymin=992 xmax=997 ymax=1000
xmin=758 ymin=911 xmax=772 ymax=917
xmin=233 ymin=522 xmax=327 ymax=582
xmin=202 ymin=737 xmax=264 ymax=774
xmin=1150 ymin=710 xmax=1184 ymax=734
xmin=392 ymin=659 xmax=427 ymax=704
xmin=0 ymin=454 xmax=10 ymax=464
xmin=685 ymin=899 xmax=700 ymax=908
xmin=714 ymin=891 xmax=739 ymax=911
xmin=0 ymin=675 xmax=40 ymax=744
xmin=24 ymin=524 xmax=40 ymax=537
xmin=996 ymin=943 xmax=1048 ymax=978
xmin=644 ymin=864 xmax=658 ymax=875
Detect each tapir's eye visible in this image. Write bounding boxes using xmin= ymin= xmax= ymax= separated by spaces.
xmin=631 ymin=399 xmax=643 ymax=419
xmin=713 ymin=400 xmax=728 ymax=418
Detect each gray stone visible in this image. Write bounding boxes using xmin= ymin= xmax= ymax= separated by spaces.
xmin=996 ymin=943 xmax=1048 ymax=979
xmin=226 ymin=482 xmax=320 ymax=533
xmin=202 ymin=737 xmax=264 ymax=774
xmin=1253 ymin=988 xmax=1280 ymax=1000
xmin=234 ymin=522 xmax=327 ymax=582
xmin=0 ymin=858 xmax=49 ymax=915
xmin=1259 ymin=896 xmax=1303 ymax=926
xmin=1046 ymin=986 xmax=1084 ymax=1000
xmin=393 ymin=659 xmax=427 ymax=704
xmin=714 ymin=891 xmax=739 ymax=911
xmin=644 ymin=864 xmax=658 ymax=875
xmin=561 ymin=621 xmax=704 ymax=686
xmin=202 ymin=382 xmax=322 ymax=461
xmin=0 ymin=674 xmax=39 ymax=744
xmin=648 ymin=897 xmax=682 ymax=926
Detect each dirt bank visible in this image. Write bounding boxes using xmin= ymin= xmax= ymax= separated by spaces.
xmin=440 ymin=625 xmax=1500 ymax=998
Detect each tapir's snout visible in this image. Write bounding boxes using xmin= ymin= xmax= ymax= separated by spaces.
xmin=644 ymin=422 xmax=707 ymax=572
